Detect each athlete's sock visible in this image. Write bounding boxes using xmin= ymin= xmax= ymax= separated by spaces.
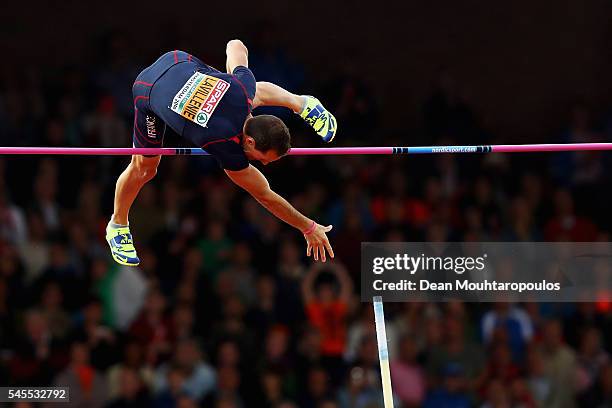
xmin=296 ymin=95 xmax=307 ymax=114
xmin=108 ymin=220 xmax=128 ymax=229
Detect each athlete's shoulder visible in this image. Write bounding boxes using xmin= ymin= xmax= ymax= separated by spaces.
xmin=229 ymin=66 xmax=256 ymax=101
xmin=204 ymin=138 xmax=248 ymax=171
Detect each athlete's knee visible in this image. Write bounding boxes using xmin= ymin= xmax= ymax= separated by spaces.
xmin=130 ymin=155 xmax=160 ymax=182
xmin=226 ymin=39 xmax=247 ymax=54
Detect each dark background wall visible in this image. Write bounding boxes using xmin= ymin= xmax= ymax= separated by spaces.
xmin=2 ymin=0 xmax=611 ymax=140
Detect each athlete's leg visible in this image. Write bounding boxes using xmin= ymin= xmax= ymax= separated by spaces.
xmin=111 ymin=154 xmax=160 ymax=225
xmin=108 ymin=94 xmax=164 ymax=266
xmin=254 ymin=81 xmax=337 ymax=143
xmin=254 ymin=81 xmax=305 ymax=112
xmin=107 ymin=62 xmax=166 ymax=266
xmin=106 ymin=154 xmax=159 ymax=266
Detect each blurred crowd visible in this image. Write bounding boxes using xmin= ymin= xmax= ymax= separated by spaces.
xmin=0 ymin=33 xmax=611 ymax=408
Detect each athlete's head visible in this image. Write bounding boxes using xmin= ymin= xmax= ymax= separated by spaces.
xmin=242 ymin=115 xmax=291 ymax=165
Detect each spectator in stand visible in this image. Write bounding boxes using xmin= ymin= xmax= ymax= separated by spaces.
xmin=52 ymin=342 xmax=107 ymax=408
xmin=576 ymin=327 xmax=609 ymax=395
xmin=526 ymin=346 xmax=553 ymax=407
xmin=563 ymin=302 xmax=611 ymax=348
xmin=510 ymin=378 xmax=537 ymax=408
xmin=261 ymin=325 xmax=294 ymax=375
xmin=423 ymin=363 xmax=472 ymax=408
xmin=302 ymin=262 xmax=353 ymax=380
xmin=105 ymin=366 xmax=152 ymax=408
xmin=544 ymin=189 xmax=598 ymax=241
xmin=578 ymin=362 xmax=612 ymax=407
xmin=217 ymin=242 xmax=257 ymax=306
xmin=246 ymin=274 xmax=278 ymax=340
xmin=551 ymin=104 xmax=603 ymax=187
xmin=203 ymin=365 xmax=243 ymax=407
xmin=130 ymin=183 xmax=164 ymax=246
xmin=476 ymin=342 xmax=521 ymax=393
xmin=294 ymin=327 xmax=324 ymax=385
xmin=394 ymin=302 xmax=442 ymax=356
xmin=428 ymin=315 xmax=484 ymax=387
xmin=10 ymin=309 xmax=65 ymax=385
xmin=107 ymin=340 xmax=155 ymax=400
xmin=39 ymin=281 xmax=71 ymax=340
xmin=346 ymin=303 xmax=398 ymax=366
xmin=82 ymin=95 xmax=130 ymax=148
xmin=351 ymin=334 xmax=380 ymax=385
xmin=259 ymin=369 xmax=286 ymax=407
xmin=171 ymin=302 xmax=197 ymax=342
xmin=153 ymin=365 xmax=187 ymax=408
xmin=504 ymin=196 xmax=542 ymax=241
xmin=71 ymin=297 xmax=118 ymax=371
xmin=481 ymin=302 xmax=533 ymax=361
xmin=211 ymin=295 xmax=252 ymax=346
xmin=38 ymin=239 xmax=82 ymax=306
xmin=19 ymin=210 xmax=49 ymax=282
xmin=154 ymin=338 xmax=216 ymax=402
xmin=539 ymin=319 xmax=577 ymax=407
xmin=129 ymin=288 xmax=172 ymax=364
xmin=479 ymin=379 xmax=512 ymax=408
xmin=198 ymin=220 xmax=233 ymax=277
xmin=274 ymin=240 xmax=306 ymax=327
xmin=390 ymin=335 xmax=426 ymax=407
xmin=298 ymin=366 xmax=333 ymax=408
xmin=336 ymin=366 xmax=384 ymax=408
xmin=31 ymin=161 xmax=61 ymax=233
xmin=326 ymin=182 xmax=374 ymax=233
xmin=214 ymin=340 xmax=242 ymax=370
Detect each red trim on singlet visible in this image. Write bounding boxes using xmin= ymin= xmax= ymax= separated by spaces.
xmin=133 ymin=108 xmax=148 ymax=145
xmin=201 ymin=139 xmax=227 ymax=148
xmin=188 ymin=54 xmax=193 ymax=62
xmin=231 ymin=75 xmax=254 ymax=111
xmin=174 ymin=50 xmax=178 ymax=63
xmin=134 ymin=81 xmax=154 ymax=87
xmin=201 ymin=133 xmax=242 ymax=149
xmin=133 ymin=95 xmax=149 ymax=104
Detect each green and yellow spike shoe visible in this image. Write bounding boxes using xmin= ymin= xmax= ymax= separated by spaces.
xmin=106 ymin=223 xmax=140 ymax=266
xmin=299 ymin=96 xmax=337 ymax=143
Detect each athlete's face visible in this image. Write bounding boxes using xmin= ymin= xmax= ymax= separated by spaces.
xmin=245 ymin=148 xmax=281 ymax=166
xmin=243 ymin=136 xmax=282 ymax=165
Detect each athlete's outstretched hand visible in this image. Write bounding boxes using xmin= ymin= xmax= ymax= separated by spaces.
xmin=304 ymin=223 xmax=334 ymax=262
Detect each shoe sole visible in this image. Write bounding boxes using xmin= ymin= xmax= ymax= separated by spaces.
xmin=323 ymin=117 xmax=337 ymax=143
xmin=111 ymin=253 xmax=140 ymax=266
xmin=325 ymin=130 xmax=336 ymax=143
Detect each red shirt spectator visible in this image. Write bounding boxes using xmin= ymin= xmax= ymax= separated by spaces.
xmin=302 ymin=263 xmax=352 ymax=357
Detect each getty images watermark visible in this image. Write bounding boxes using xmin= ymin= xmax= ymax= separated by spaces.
xmin=361 ymin=242 xmax=612 ymax=302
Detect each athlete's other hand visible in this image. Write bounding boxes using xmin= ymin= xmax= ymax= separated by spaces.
xmin=304 ymin=224 xmax=334 ymax=262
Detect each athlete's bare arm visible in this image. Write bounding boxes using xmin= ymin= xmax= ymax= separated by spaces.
xmin=224 ymin=39 xmax=333 ymax=261
xmin=225 ymin=165 xmax=334 ymax=262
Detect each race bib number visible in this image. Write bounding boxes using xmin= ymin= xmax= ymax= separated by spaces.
xmin=170 ymin=72 xmax=230 ymax=128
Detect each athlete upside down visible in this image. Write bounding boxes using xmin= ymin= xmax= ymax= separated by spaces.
xmin=106 ymin=40 xmax=337 ymax=266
